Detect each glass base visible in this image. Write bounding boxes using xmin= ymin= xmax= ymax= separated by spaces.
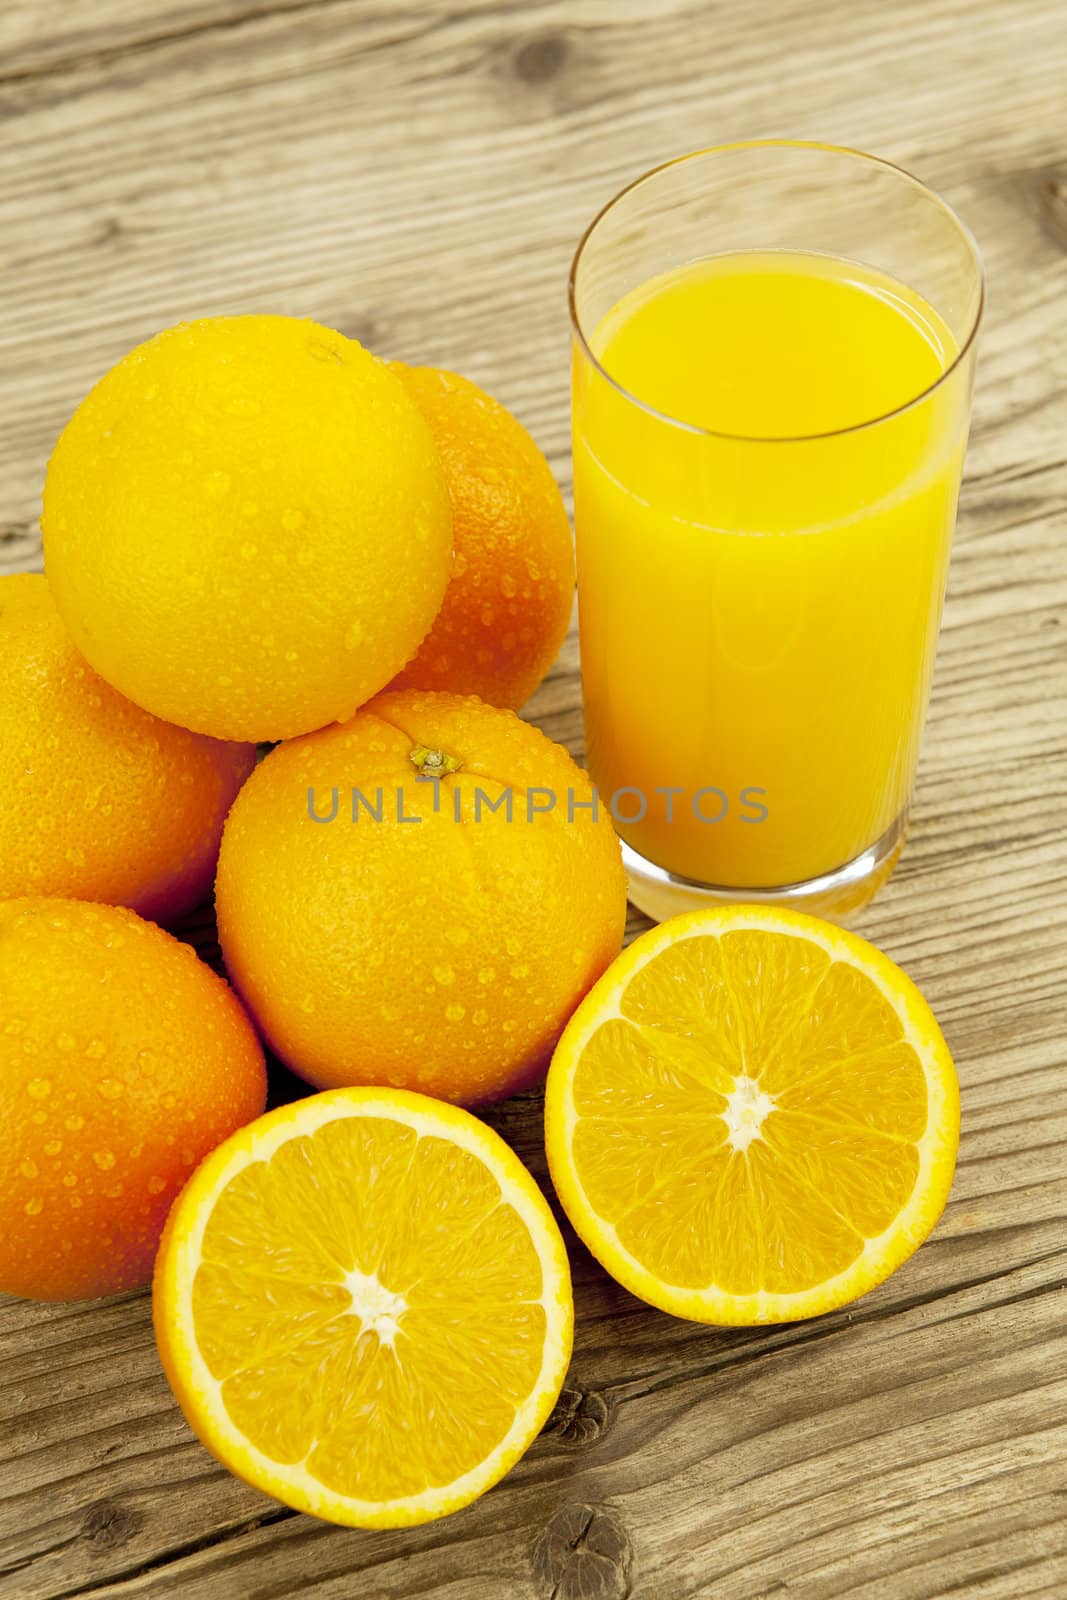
xmin=621 ymin=811 xmax=908 ymax=926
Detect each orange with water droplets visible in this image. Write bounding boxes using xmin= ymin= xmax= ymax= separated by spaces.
xmin=388 ymin=366 xmax=574 ymax=710
xmin=43 ymin=317 xmax=452 ymax=742
xmin=215 ymin=689 xmax=626 ymax=1105
xmin=0 ymin=574 xmax=255 ymax=922
xmin=0 ymin=898 xmax=266 ymax=1301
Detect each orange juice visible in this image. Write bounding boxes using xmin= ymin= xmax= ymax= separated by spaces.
xmin=573 ymin=250 xmax=971 ymax=891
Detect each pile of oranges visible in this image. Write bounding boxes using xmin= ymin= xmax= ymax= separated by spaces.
xmin=1 ymin=312 xmax=961 ymax=1535
xmin=3 ymin=313 xmax=625 ymax=1311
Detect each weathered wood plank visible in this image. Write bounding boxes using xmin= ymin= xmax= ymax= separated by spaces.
xmin=0 ymin=0 xmax=1065 ymax=1595
xmin=3 ymin=1254 xmax=1064 ymax=1598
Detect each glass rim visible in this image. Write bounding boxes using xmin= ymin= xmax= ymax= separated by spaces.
xmin=568 ymin=139 xmax=985 ymax=446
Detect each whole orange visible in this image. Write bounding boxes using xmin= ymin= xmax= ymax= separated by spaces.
xmin=0 ymin=898 xmax=266 ymax=1301
xmin=389 ymin=366 xmax=574 ymax=710
xmin=0 ymin=575 xmax=255 ymax=922
xmin=215 ymin=690 xmax=626 ymax=1105
xmin=42 ymin=317 xmax=452 ymax=742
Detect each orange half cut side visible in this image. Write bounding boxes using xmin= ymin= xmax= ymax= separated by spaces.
xmin=155 ymin=1088 xmax=573 ymax=1526
xmin=545 ymin=906 xmax=959 ymax=1324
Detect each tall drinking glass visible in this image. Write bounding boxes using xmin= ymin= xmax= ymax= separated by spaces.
xmin=570 ymin=142 xmax=982 ymax=922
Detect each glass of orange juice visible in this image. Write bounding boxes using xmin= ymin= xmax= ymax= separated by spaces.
xmin=570 ymin=141 xmax=983 ymax=922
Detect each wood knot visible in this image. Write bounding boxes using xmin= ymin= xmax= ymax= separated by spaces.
xmin=1038 ymin=168 xmax=1067 ymax=252
xmin=82 ymin=1499 xmax=143 ymax=1551
xmin=514 ymin=34 xmax=568 ymax=85
xmin=338 ymin=314 xmax=380 ymax=350
xmin=532 ymin=1501 xmax=633 ymax=1600
xmin=93 ymin=216 xmax=124 ymax=248
xmin=543 ymin=1384 xmax=612 ymax=1446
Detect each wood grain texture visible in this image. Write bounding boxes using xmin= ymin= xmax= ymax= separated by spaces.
xmin=1 ymin=1 xmax=1066 ymax=1596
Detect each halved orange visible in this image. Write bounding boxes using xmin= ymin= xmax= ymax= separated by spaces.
xmin=545 ymin=906 xmax=959 ymax=1325
xmin=154 ymin=1088 xmax=572 ymax=1526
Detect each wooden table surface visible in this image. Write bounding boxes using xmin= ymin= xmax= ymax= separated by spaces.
xmin=2 ymin=3 xmax=1066 ymax=1597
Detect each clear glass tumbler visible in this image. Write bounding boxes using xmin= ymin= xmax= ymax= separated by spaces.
xmin=570 ymin=141 xmax=983 ymax=923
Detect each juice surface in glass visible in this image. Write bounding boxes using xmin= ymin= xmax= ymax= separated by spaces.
xmin=574 ymin=249 xmax=969 ymax=891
